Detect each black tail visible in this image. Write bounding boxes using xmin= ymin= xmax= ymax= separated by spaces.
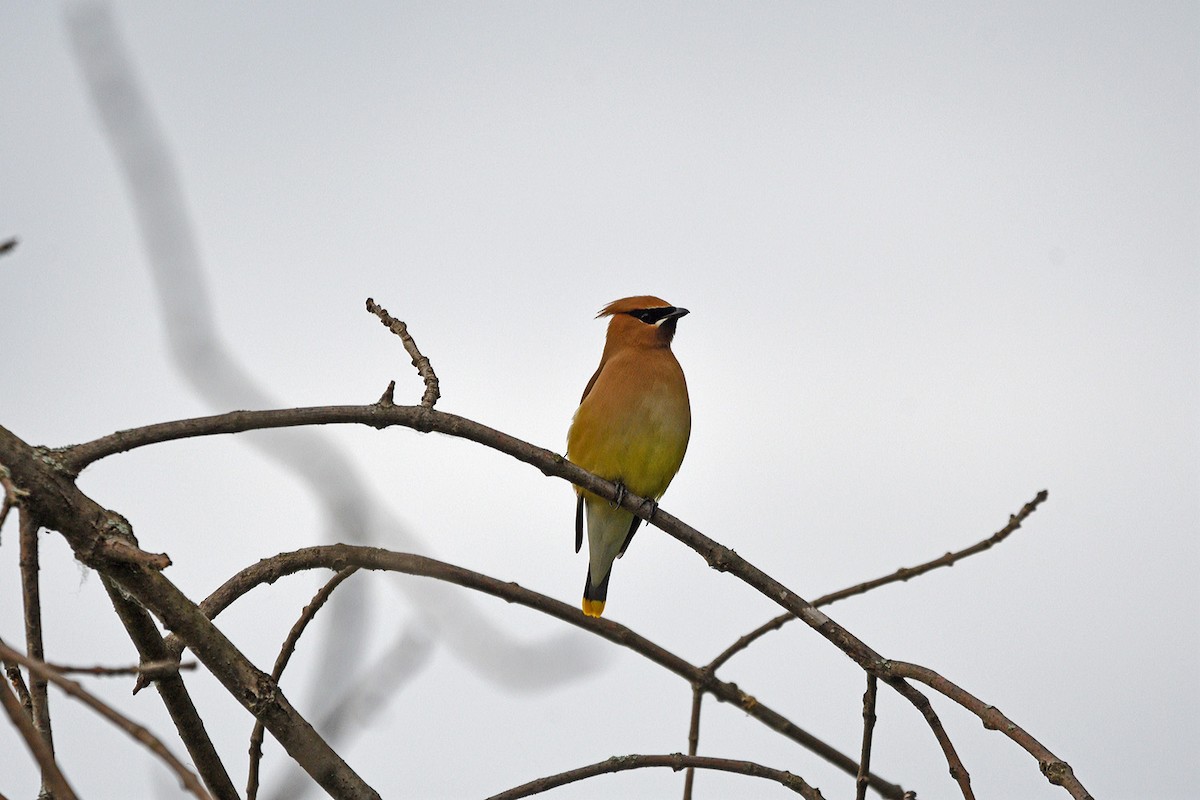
xmin=581 ymin=565 xmax=613 ymax=617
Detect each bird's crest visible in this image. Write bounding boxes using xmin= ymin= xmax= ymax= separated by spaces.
xmin=596 ymin=296 xmax=673 ymax=318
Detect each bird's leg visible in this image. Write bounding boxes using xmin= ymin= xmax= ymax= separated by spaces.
xmin=641 ymin=497 xmax=658 ymax=522
xmin=611 ymin=480 xmax=626 ymax=509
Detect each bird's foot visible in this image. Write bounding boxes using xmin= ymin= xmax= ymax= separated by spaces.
xmin=611 ymin=481 xmax=626 ymax=509
xmin=642 ymin=498 xmax=658 ymax=522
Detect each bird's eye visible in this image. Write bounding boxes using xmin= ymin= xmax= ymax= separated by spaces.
xmin=629 ymin=307 xmax=675 ymax=325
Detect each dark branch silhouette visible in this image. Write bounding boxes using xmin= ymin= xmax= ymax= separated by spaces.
xmin=20 ymin=380 xmax=1088 ymax=799
xmin=0 ymin=639 xmax=211 ymax=799
xmin=2 ymin=377 xmax=1090 ymax=800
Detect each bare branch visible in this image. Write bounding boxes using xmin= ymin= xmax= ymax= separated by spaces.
xmin=365 ymin=298 xmax=440 ymax=408
xmin=36 ymin=660 xmax=197 ymax=678
xmin=0 ymin=639 xmax=210 ymax=800
xmin=160 ymin=543 xmax=908 ymax=799
xmin=887 ymin=661 xmax=1093 ymax=800
xmin=1 ymin=424 xmax=380 ymax=800
xmin=249 ymin=567 xmax=359 ymax=800
xmin=883 ymin=676 xmax=974 ymax=799
xmin=102 ymin=576 xmax=240 ymax=800
xmin=856 ymin=674 xmax=878 ymax=800
xmin=263 ymin=623 xmax=435 ymax=800
xmin=19 ymin=507 xmax=55 ymax=783
xmin=819 ymin=490 xmax=1049 ymax=606
xmin=485 ymin=753 xmax=825 ymax=800
xmin=708 ymin=490 xmax=1050 ymax=673
xmin=0 ymin=674 xmax=76 ymax=800
xmin=26 ymin=399 xmax=1084 ymax=797
xmin=681 ymin=679 xmax=705 ymax=800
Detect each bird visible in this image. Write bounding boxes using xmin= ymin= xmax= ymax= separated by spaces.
xmin=566 ymin=295 xmax=691 ymax=618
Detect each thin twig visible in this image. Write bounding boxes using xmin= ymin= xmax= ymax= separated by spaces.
xmin=248 ymin=567 xmax=359 ymax=800
xmin=819 ymin=490 xmax=1050 ymax=606
xmin=887 ymin=661 xmax=1093 ymax=799
xmin=3 ymin=424 xmax=381 ymax=800
xmin=0 ymin=640 xmax=213 ymax=800
xmin=156 ymin=543 xmax=907 ymax=799
xmin=485 ymin=753 xmax=825 ymax=800
xmin=0 ymin=675 xmax=76 ymax=800
xmin=682 ymin=495 xmax=1049 ymax=798
xmin=366 ymin=297 xmax=440 ymax=408
xmin=37 ymin=660 xmax=197 ymax=678
xmin=101 ymin=576 xmax=241 ymax=800
xmin=707 ymin=490 xmax=1050 ymax=673
xmin=883 ymin=676 xmax=974 ymax=799
xmin=30 ymin=402 xmax=1084 ymax=797
xmin=19 ymin=507 xmax=54 ymax=778
xmin=681 ymin=676 xmax=705 ymax=800
xmin=856 ymin=674 xmax=878 ymax=800
xmin=263 ymin=623 xmax=435 ymax=800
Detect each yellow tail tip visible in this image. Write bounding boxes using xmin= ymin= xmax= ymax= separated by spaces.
xmin=581 ymin=598 xmax=606 ymax=618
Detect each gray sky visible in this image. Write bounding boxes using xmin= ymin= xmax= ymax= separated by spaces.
xmin=2 ymin=2 xmax=1197 ymax=798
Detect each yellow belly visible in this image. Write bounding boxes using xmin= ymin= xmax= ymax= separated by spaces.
xmin=567 ymin=350 xmax=690 ymax=501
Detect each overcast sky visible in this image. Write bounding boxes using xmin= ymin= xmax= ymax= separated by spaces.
xmin=2 ymin=2 xmax=1197 ymax=799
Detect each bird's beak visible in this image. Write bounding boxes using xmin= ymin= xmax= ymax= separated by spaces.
xmin=666 ymin=307 xmax=690 ymax=320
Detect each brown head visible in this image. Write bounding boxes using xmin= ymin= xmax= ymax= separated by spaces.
xmin=597 ymin=295 xmax=690 ymax=355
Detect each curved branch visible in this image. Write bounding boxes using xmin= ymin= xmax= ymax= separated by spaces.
xmin=165 ymin=544 xmax=907 ymax=799
xmin=0 ymin=671 xmax=76 ymax=800
xmin=708 ymin=490 xmax=1050 ymax=673
xmin=0 ymin=640 xmax=211 ymax=800
xmin=53 ymin=404 xmax=1083 ymax=798
xmin=887 ymin=661 xmax=1093 ymax=799
xmin=484 ymin=753 xmax=824 ymax=800
xmin=0 ymin=424 xmax=380 ymax=800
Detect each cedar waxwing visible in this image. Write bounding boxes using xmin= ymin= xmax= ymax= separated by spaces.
xmin=566 ymin=296 xmax=691 ymax=617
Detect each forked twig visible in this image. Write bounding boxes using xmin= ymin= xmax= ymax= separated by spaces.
xmin=0 ymin=639 xmax=211 ymax=800
xmin=10 ymin=394 xmax=1084 ymax=799
xmin=366 ymin=298 xmax=440 ymax=408
xmin=685 ymin=492 xmax=1047 ymax=798
xmin=711 ymin=490 xmax=1050 ymax=672
xmin=887 ymin=661 xmax=1091 ymax=797
xmin=164 ymin=543 xmax=907 ymax=798
xmin=0 ymin=673 xmax=76 ymax=800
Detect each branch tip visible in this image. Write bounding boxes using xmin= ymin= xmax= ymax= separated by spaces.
xmin=377 ymin=381 xmax=397 ymax=407
xmin=365 ymin=298 xmax=441 ymax=408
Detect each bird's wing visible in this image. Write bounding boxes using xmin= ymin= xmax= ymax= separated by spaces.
xmin=575 ymin=493 xmax=584 ymax=553
xmin=618 ymin=516 xmax=641 ymax=557
xmin=579 ymin=362 xmax=605 ymax=403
